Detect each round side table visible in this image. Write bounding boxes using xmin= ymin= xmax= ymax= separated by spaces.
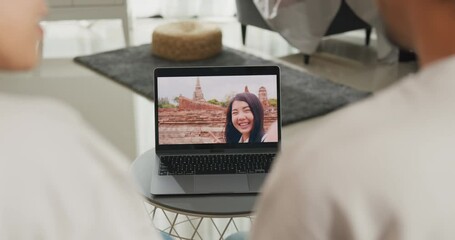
xmin=130 ymin=148 xmax=257 ymax=239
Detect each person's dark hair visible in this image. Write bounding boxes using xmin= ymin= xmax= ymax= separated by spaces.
xmin=225 ymin=92 xmax=265 ymax=143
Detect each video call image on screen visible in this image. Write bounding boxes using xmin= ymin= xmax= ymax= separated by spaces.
xmin=157 ymin=75 xmax=278 ymax=145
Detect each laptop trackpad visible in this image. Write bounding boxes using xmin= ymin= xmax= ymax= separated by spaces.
xmin=194 ymin=175 xmax=248 ymax=194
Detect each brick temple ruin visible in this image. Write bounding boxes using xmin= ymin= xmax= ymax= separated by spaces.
xmin=159 ymin=78 xmax=277 ymax=144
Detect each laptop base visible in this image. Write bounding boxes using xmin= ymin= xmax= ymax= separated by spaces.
xmin=149 ymin=150 xmax=267 ymax=195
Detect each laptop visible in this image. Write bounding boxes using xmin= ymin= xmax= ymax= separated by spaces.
xmin=150 ymin=66 xmax=281 ymax=195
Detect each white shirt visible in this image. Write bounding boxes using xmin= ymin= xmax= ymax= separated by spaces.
xmin=238 ymin=134 xmax=268 ymax=143
xmin=0 ymin=95 xmax=160 ymax=240
xmin=251 ymin=55 xmax=455 ymax=240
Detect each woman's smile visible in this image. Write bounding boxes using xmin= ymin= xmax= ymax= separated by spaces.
xmin=237 ymin=120 xmax=252 ymax=130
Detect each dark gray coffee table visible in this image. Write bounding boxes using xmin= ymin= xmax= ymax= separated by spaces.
xmin=130 ymin=148 xmax=257 ymax=239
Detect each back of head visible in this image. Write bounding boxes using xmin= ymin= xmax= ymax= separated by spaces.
xmin=0 ymin=0 xmax=47 ymax=70
xmin=376 ymin=0 xmax=455 ymax=67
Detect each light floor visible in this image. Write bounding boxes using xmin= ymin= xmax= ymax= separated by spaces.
xmin=0 ymin=17 xmax=418 ymax=159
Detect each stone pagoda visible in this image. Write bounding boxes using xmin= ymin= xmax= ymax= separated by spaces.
xmin=193 ymin=78 xmax=205 ymax=102
xmin=258 ymin=86 xmax=269 ymax=108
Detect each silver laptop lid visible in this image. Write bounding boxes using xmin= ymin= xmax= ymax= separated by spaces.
xmin=154 ymin=66 xmax=281 ymax=154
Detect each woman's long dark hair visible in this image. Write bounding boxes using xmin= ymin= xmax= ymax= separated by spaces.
xmin=225 ymin=92 xmax=265 ymax=143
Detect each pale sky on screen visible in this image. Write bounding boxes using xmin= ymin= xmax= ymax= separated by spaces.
xmin=158 ymin=75 xmax=278 ymax=103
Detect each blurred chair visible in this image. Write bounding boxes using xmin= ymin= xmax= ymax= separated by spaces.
xmin=235 ymin=0 xmax=372 ymax=64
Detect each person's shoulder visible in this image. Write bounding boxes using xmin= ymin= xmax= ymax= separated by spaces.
xmin=279 ymin=65 xmax=455 ymax=181
xmin=0 ymin=94 xmax=88 ymax=162
xmin=0 ymin=94 xmax=161 ymax=239
xmin=0 ymin=94 xmax=81 ymax=121
xmin=280 ymin=73 xmax=423 ymax=167
xmin=0 ymin=93 xmax=129 ymax=190
xmin=0 ymin=94 xmax=83 ymax=133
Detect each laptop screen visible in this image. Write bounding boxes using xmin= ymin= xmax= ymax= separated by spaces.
xmin=154 ymin=66 xmax=280 ymax=151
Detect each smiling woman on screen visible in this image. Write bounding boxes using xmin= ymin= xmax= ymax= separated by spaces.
xmin=225 ymin=92 xmax=267 ymax=143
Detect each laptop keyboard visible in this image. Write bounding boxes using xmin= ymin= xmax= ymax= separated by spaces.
xmin=159 ymin=153 xmax=275 ymax=175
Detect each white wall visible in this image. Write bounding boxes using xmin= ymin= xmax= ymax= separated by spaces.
xmin=130 ymin=0 xmax=236 ymax=18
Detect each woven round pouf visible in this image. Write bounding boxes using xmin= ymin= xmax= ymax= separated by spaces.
xmin=152 ymin=21 xmax=222 ymax=61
